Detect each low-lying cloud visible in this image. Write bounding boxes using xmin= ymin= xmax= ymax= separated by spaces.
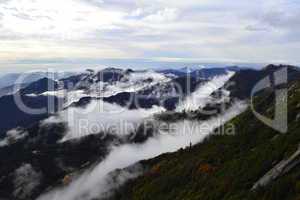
xmin=0 ymin=128 xmax=28 ymax=147
xmin=38 ymin=101 xmax=247 ymax=200
xmin=176 ymin=71 xmax=235 ymax=111
xmin=43 ymin=100 xmax=165 ymax=142
xmin=13 ymin=163 xmax=42 ymax=199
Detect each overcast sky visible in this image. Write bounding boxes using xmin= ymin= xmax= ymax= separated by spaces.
xmin=0 ymin=0 xmax=299 ymax=72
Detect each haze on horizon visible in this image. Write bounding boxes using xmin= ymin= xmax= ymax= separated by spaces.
xmin=0 ymin=0 xmax=299 ymax=72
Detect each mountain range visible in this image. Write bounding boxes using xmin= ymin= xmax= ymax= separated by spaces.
xmin=0 ymin=64 xmax=299 ymax=200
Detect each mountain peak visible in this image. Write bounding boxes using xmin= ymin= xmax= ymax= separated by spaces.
xmin=20 ymin=77 xmax=58 ymax=95
xmin=263 ymin=64 xmax=297 ymax=71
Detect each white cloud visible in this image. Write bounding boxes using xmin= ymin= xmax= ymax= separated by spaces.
xmin=176 ymin=71 xmax=235 ymax=111
xmin=13 ymin=163 xmax=42 ymax=199
xmin=0 ymin=0 xmax=123 ymax=38
xmin=143 ymin=8 xmax=179 ymax=23
xmin=45 ymin=100 xmax=165 ymax=142
xmin=38 ymin=101 xmax=247 ymax=200
xmin=0 ymin=128 xmax=28 ymax=147
xmin=0 ymin=0 xmax=300 ymax=65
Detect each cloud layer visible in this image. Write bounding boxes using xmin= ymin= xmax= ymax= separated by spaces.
xmin=176 ymin=71 xmax=235 ymax=111
xmin=38 ymin=101 xmax=247 ymax=200
xmin=0 ymin=0 xmax=300 ymax=68
xmin=44 ymin=100 xmax=165 ymax=142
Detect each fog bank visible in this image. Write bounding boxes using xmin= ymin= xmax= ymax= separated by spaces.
xmin=38 ymin=101 xmax=247 ymax=200
xmin=176 ymin=71 xmax=235 ymax=111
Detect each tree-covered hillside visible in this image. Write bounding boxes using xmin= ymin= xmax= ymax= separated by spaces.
xmin=109 ymin=80 xmax=300 ymax=200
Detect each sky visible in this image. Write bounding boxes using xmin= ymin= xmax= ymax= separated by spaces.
xmin=0 ymin=0 xmax=300 ymax=72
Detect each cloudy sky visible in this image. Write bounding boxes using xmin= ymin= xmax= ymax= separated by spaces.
xmin=0 ymin=0 xmax=299 ymax=71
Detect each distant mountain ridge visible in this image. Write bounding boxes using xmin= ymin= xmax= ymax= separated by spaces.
xmin=0 ymin=71 xmax=77 ymax=90
xmin=158 ymin=66 xmax=241 ymax=79
xmin=227 ymin=64 xmax=300 ymax=99
xmin=0 ymin=64 xmax=299 ymax=200
xmin=0 ymin=67 xmax=232 ymax=134
xmin=108 ymin=67 xmax=300 ymax=200
xmin=0 ymin=65 xmax=298 ymax=135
